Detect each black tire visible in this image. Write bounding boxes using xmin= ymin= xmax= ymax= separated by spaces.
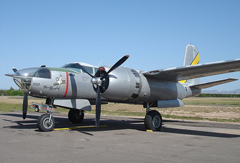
xmin=35 ymin=106 xmax=39 ymax=112
xmin=68 ymin=109 xmax=84 ymax=123
xmin=37 ymin=114 xmax=55 ymax=132
xmin=144 ymin=110 xmax=162 ymax=131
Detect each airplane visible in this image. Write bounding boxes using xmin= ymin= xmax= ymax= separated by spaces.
xmin=5 ymin=44 xmax=240 ymax=132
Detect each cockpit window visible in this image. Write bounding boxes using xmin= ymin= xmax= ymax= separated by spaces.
xmin=83 ymin=66 xmax=93 ymax=74
xmin=33 ymin=68 xmax=51 ymax=79
xmin=16 ymin=67 xmax=39 ymax=77
xmin=62 ymin=63 xmax=94 ymax=74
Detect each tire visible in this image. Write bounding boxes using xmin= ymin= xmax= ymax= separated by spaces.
xmin=37 ymin=114 xmax=55 ymax=132
xmin=144 ymin=110 xmax=162 ymax=131
xmin=68 ymin=109 xmax=84 ymax=123
xmin=35 ymin=106 xmax=39 ymax=112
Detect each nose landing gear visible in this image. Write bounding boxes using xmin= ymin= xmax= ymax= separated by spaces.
xmin=33 ymin=98 xmax=57 ymax=132
xmin=37 ymin=113 xmax=55 ymax=132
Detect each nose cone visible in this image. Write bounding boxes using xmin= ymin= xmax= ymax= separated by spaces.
xmin=13 ymin=78 xmax=32 ymax=92
xmin=5 ymin=67 xmax=40 ymax=92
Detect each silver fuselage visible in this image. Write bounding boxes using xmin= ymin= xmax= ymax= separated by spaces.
xmin=14 ymin=66 xmax=198 ymax=105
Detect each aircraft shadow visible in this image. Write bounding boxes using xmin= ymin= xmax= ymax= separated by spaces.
xmin=1 ymin=112 xmax=240 ymax=138
xmin=161 ymin=126 xmax=240 ymax=138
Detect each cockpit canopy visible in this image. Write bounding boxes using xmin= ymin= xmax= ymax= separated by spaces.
xmin=10 ymin=67 xmax=51 ymax=91
xmin=14 ymin=67 xmax=51 ymax=79
xmin=61 ymin=62 xmax=98 ymax=75
xmin=33 ymin=68 xmax=51 ymax=79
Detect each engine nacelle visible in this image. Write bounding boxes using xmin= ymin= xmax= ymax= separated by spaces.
xmin=101 ymin=66 xmax=187 ymax=102
xmin=101 ymin=67 xmax=142 ymax=101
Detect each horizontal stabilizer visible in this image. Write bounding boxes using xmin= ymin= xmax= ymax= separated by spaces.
xmin=143 ymin=59 xmax=240 ymax=82
xmin=190 ymin=78 xmax=238 ymax=90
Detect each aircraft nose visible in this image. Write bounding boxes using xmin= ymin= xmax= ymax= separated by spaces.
xmin=5 ymin=67 xmax=40 ymax=92
xmin=13 ymin=78 xmax=32 ymax=92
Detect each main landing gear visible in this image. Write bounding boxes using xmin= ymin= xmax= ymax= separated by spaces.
xmin=68 ymin=109 xmax=84 ymax=123
xmin=144 ymin=103 xmax=162 ymax=131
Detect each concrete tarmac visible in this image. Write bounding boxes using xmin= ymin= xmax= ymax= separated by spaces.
xmin=1 ymin=111 xmax=240 ymax=163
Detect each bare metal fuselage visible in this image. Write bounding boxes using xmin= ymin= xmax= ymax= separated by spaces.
xmin=26 ymin=66 xmax=196 ymax=105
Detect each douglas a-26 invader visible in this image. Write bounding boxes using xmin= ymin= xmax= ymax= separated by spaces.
xmin=5 ymin=44 xmax=240 ymax=131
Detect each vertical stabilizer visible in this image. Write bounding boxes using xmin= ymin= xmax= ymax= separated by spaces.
xmin=179 ymin=44 xmax=200 ymax=85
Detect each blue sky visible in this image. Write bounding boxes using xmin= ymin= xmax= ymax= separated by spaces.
xmin=1 ymin=0 xmax=240 ymax=91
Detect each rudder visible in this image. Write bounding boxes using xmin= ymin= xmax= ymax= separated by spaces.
xmin=179 ymin=44 xmax=200 ymax=85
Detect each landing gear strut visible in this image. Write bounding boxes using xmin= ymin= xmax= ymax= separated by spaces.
xmin=36 ymin=97 xmax=56 ymax=132
xmin=144 ymin=103 xmax=162 ymax=131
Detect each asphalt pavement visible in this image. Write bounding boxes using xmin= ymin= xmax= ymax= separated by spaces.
xmin=1 ymin=111 xmax=240 ymax=163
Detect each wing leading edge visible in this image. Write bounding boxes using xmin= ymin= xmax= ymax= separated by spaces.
xmin=143 ymin=59 xmax=240 ymax=82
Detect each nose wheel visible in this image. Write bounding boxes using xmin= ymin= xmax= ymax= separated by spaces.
xmin=37 ymin=113 xmax=55 ymax=132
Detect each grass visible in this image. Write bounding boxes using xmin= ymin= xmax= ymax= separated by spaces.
xmin=0 ymin=102 xmax=70 ymax=114
xmin=1 ymin=97 xmax=240 ymax=123
xmin=90 ymin=108 xmax=146 ymax=117
xmin=0 ymin=103 xmax=23 ymax=112
xmin=182 ymin=97 xmax=240 ymax=106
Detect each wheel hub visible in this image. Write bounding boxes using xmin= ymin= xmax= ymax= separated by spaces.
xmin=152 ymin=116 xmax=161 ymax=128
xmin=43 ymin=118 xmax=53 ymax=129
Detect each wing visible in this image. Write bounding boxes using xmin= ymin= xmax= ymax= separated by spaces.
xmin=143 ymin=59 xmax=240 ymax=82
xmin=189 ymin=78 xmax=238 ymax=90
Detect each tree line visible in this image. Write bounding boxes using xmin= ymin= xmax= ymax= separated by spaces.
xmin=197 ymin=93 xmax=240 ymax=98
xmin=0 ymin=87 xmax=24 ymax=96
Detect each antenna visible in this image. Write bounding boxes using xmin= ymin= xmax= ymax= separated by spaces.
xmin=97 ymin=60 xmax=103 ymax=67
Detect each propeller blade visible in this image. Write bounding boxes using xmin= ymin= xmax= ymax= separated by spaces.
xmin=78 ymin=64 xmax=94 ymax=78
xmin=23 ymin=93 xmax=28 ymax=119
xmin=95 ymin=85 xmax=101 ymax=127
xmin=100 ymin=55 xmax=129 ymax=80
xmin=88 ymin=55 xmax=130 ymax=127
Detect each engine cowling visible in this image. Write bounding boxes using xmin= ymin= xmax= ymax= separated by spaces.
xmin=100 ymin=66 xmax=142 ymax=101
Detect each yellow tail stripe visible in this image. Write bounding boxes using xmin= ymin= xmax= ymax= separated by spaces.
xmin=179 ymin=80 xmax=187 ymax=83
xmin=179 ymin=53 xmax=199 ymax=83
xmin=191 ymin=52 xmax=199 ymax=65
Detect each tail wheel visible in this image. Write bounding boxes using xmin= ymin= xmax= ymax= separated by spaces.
xmin=37 ymin=114 xmax=55 ymax=132
xmin=144 ymin=110 xmax=162 ymax=131
xmin=68 ymin=109 xmax=84 ymax=123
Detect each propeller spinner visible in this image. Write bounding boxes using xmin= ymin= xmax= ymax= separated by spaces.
xmin=79 ymin=55 xmax=129 ymax=127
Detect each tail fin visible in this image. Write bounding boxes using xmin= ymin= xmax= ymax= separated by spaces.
xmin=179 ymin=44 xmax=200 ymax=85
xmin=183 ymin=43 xmax=199 ymax=66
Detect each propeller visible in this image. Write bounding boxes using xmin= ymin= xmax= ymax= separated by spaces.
xmin=23 ymin=93 xmax=28 ymax=119
xmin=11 ymin=68 xmax=29 ymax=119
xmin=79 ymin=55 xmax=129 ymax=127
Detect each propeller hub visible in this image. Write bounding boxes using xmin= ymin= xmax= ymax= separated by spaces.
xmin=91 ymin=77 xmax=102 ymax=86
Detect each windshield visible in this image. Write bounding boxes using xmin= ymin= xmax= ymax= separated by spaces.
xmin=33 ymin=67 xmax=51 ymax=79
